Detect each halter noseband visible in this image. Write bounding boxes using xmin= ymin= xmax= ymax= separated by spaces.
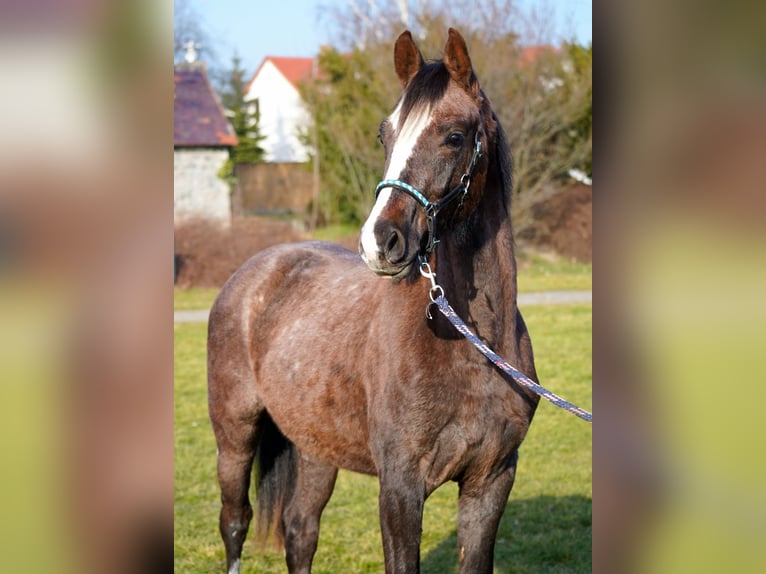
xmin=374 ymin=132 xmax=483 ymax=254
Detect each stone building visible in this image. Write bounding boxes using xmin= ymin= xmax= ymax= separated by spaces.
xmin=174 ymin=49 xmax=237 ymax=225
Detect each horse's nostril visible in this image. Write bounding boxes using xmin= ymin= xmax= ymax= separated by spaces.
xmin=385 ymin=231 xmax=398 ymax=253
xmin=384 ymin=228 xmax=405 ymax=264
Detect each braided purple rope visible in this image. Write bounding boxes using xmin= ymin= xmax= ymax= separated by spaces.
xmin=434 ymin=295 xmax=593 ymax=423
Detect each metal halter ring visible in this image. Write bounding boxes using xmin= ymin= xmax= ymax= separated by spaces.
xmin=418 ymin=257 xmax=444 ymax=318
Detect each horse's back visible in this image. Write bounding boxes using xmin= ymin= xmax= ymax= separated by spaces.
xmin=209 ymin=240 xmax=366 ymax=359
xmin=217 ymin=239 xmax=358 ymax=298
xmin=211 ymin=240 xmax=361 ymax=324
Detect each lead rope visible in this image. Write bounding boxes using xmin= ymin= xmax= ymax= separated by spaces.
xmin=419 ymin=258 xmax=593 ymax=423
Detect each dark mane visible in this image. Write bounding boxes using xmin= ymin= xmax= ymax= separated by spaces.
xmin=491 ymin=106 xmax=514 ymax=214
xmin=398 ymin=61 xmax=450 ymax=129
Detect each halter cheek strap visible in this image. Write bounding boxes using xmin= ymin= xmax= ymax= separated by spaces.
xmin=374 ymin=133 xmax=483 ymax=254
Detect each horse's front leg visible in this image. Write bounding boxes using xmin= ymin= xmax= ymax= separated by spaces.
xmin=378 ymin=468 xmax=426 ymax=574
xmin=456 ymin=454 xmax=518 ymax=574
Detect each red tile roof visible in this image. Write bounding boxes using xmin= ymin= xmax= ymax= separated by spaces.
xmin=245 ymin=56 xmax=315 ymax=93
xmin=174 ymin=63 xmax=238 ymax=147
xmin=518 ymin=45 xmax=559 ymax=67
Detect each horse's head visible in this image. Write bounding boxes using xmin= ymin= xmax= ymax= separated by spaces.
xmin=359 ymin=28 xmax=493 ymax=279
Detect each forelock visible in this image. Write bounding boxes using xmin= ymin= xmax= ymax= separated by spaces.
xmin=397 ymin=62 xmax=450 ymax=131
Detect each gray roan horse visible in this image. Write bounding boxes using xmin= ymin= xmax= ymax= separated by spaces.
xmin=208 ymin=28 xmax=539 ymax=574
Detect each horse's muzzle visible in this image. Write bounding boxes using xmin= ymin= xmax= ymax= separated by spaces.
xmin=359 ymin=188 xmax=425 ymax=280
xmin=358 ymin=242 xmax=414 ymax=281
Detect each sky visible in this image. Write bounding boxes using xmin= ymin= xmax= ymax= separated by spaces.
xmin=183 ymin=0 xmax=592 ymax=76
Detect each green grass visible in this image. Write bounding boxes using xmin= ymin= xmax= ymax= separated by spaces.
xmin=308 ymin=223 xmax=360 ymax=243
xmin=174 ymin=287 xmax=219 ymax=311
xmin=174 ymin=303 xmax=591 ymax=573
xmin=516 ymin=252 xmax=592 ymax=292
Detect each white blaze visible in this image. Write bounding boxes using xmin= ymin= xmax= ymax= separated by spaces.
xmin=360 ymin=102 xmax=433 ymax=261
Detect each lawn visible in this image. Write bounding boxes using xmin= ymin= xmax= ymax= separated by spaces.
xmin=173 ymin=286 xmax=220 ymax=311
xmin=516 ymin=251 xmax=592 ymax=293
xmin=174 ymin=302 xmax=592 ymax=573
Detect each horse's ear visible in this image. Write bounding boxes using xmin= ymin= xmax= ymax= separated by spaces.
xmin=394 ymin=30 xmax=424 ymax=88
xmin=443 ymin=28 xmax=475 ymax=90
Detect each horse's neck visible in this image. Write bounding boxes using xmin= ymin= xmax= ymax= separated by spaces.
xmin=436 ymin=178 xmax=518 ymax=344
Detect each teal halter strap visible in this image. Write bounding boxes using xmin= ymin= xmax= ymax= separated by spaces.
xmin=374 ymin=133 xmax=482 ymax=254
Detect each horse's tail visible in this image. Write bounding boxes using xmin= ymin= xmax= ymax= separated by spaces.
xmin=254 ymin=411 xmax=297 ymax=549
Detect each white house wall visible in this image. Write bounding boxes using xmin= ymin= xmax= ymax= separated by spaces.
xmin=246 ymin=60 xmax=312 ymax=163
xmin=174 ymin=148 xmax=231 ymax=224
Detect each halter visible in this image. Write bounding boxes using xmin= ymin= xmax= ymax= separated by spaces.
xmin=374 ymin=132 xmax=483 ymax=254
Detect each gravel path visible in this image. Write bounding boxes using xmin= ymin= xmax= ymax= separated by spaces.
xmin=518 ymin=290 xmax=592 ymax=306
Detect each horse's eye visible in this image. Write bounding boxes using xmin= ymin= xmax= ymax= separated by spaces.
xmin=446 ymin=132 xmax=465 ymax=148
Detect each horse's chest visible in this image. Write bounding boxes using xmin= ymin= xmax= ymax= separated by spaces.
xmin=379 ymin=369 xmax=526 ymax=487
xmin=418 ymin=412 xmax=519 ymax=491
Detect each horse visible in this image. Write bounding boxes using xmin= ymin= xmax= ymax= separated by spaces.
xmin=207 ymin=28 xmax=540 ymax=574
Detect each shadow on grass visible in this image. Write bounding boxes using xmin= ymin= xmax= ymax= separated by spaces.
xmin=422 ymin=495 xmax=592 ymax=574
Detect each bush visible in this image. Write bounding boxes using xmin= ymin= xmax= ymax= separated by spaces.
xmin=174 ymin=217 xmax=304 ymax=288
